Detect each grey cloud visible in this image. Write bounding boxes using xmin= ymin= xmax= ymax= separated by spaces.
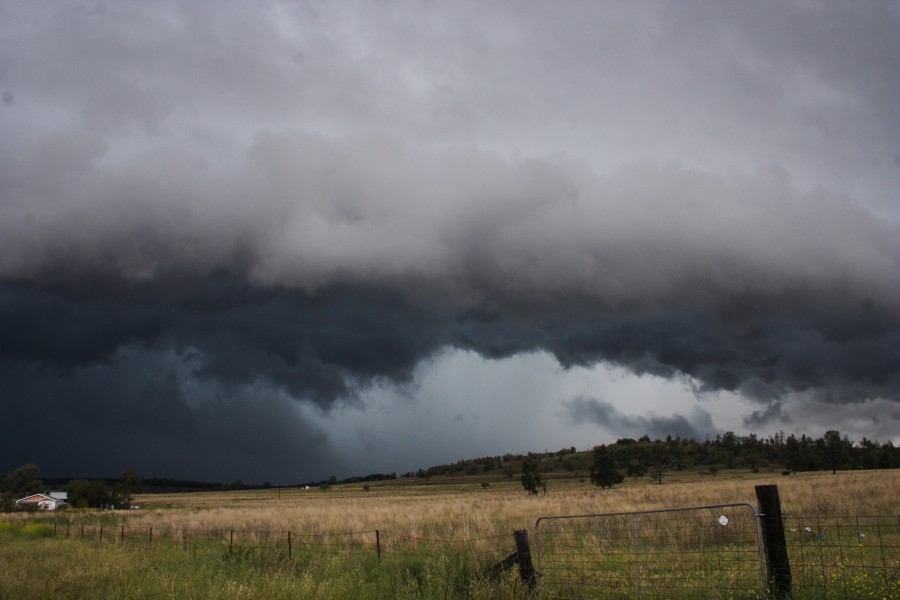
xmin=3 ymin=1 xmax=898 ymax=205
xmin=0 ymin=346 xmax=333 ymax=482
xmin=7 ymin=277 xmax=898 ymax=413
xmin=0 ymin=282 xmax=450 ymax=407
xmin=563 ymin=396 xmax=717 ymax=441
xmin=781 ymin=396 xmax=900 ymax=444
xmin=457 ymin=302 xmax=900 ymax=406
xmin=744 ymin=401 xmax=792 ymax=429
xmin=2 ymin=131 xmax=897 ymax=315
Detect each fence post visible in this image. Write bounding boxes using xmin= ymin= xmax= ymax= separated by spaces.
xmin=755 ymin=484 xmax=792 ymax=598
xmin=376 ymin=530 xmax=381 ymax=561
xmin=632 ymin=513 xmax=642 ymax=597
xmin=229 ymin=529 xmax=234 ymax=553
xmin=99 ymin=524 xmax=103 ymax=543
xmin=513 ymin=529 xmax=537 ymax=591
xmin=149 ymin=526 xmax=152 ymax=549
xmin=287 ymin=531 xmax=292 ymax=559
xmin=121 ymin=524 xmax=125 ymax=543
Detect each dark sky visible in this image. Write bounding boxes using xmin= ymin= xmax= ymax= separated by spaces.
xmin=1 ymin=1 xmax=898 ymax=483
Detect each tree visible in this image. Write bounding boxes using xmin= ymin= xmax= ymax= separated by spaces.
xmin=67 ymin=479 xmax=113 ymax=508
xmin=823 ymin=430 xmax=849 ymax=474
xmin=784 ymin=435 xmax=801 ymax=473
xmin=0 ymin=463 xmax=44 ymax=511
xmin=1 ymin=463 xmax=43 ymax=495
xmin=520 ymin=455 xmax=543 ymax=496
xmin=626 ymin=460 xmax=647 ymax=476
xmin=114 ymin=471 xmax=143 ymax=507
xmin=590 ymin=445 xmax=623 ymax=489
xmin=650 ymin=444 xmax=668 ymax=484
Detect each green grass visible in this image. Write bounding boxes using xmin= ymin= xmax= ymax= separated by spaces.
xmin=0 ymin=521 xmax=525 ymax=600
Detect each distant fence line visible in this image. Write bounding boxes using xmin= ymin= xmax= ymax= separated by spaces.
xmin=45 ymin=521 xmax=510 ymax=563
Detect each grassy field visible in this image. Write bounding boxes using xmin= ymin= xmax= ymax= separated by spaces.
xmin=1 ymin=469 xmax=897 ymax=599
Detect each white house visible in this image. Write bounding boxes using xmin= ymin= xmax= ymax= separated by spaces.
xmin=15 ymin=492 xmax=67 ymax=511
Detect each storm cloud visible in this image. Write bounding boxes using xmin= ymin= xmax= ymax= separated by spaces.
xmin=1 ymin=1 xmax=898 ymax=481
xmin=563 ymin=396 xmax=717 ymax=442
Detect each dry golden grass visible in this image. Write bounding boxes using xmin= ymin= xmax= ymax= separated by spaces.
xmin=36 ymin=468 xmax=887 ymax=551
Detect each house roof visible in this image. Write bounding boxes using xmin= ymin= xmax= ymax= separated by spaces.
xmin=16 ymin=494 xmax=53 ymax=504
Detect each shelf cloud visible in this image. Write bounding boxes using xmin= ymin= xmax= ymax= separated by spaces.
xmin=1 ymin=1 xmax=898 ymax=481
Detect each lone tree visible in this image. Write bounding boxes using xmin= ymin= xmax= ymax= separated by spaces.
xmin=520 ymin=455 xmax=543 ymax=496
xmin=114 ymin=471 xmax=143 ymax=507
xmin=590 ymin=445 xmax=624 ymax=489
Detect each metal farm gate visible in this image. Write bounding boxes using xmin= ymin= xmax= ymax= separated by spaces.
xmin=535 ymin=503 xmax=767 ymax=599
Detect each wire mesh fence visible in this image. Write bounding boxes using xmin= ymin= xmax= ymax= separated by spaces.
xmin=782 ymin=514 xmax=900 ymax=599
xmin=534 ymin=503 xmax=766 ymax=599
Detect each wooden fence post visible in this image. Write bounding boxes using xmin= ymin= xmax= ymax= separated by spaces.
xmin=148 ymin=526 xmax=152 ymax=549
xmin=513 ymin=529 xmax=537 ymax=591
xmin=99 ymin=524 xmax=103 ymax=543
xmin=756 ymin=484 xmax=792 ymax=598
xmin=121 ymin=524 xmax=125 ymax=543
xmin=376 ymin=530 xmax=381 ymax=561
xmin=287 ymin=531 xmax=292 ymax=559
xmin=229 ymin=529 xmax=234 ymax=553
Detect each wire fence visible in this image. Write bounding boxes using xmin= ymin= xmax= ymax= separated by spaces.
xmin=533 ymin=507 xmax=900 ymax=600
xmin=46 ymin=520 xmax=510 ymax=565
xmin=28 ymin=508 xmax=900 ymax=599
xmin=534 ymin=503 xmax=766 ymax=599
xmin=782 ymin=514 xmax=900 ymax=600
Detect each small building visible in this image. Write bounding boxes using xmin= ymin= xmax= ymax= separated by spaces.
xmin=15 ymin=492 xmax=67 ymax=511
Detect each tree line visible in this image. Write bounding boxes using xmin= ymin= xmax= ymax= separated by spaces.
xmin=3 ymin=430 xmax=897 ymax=505
xmin=518 ymin=430 xmax=898 ymax=494
xmin=412 ymin=430 xmax=899 ymax=489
